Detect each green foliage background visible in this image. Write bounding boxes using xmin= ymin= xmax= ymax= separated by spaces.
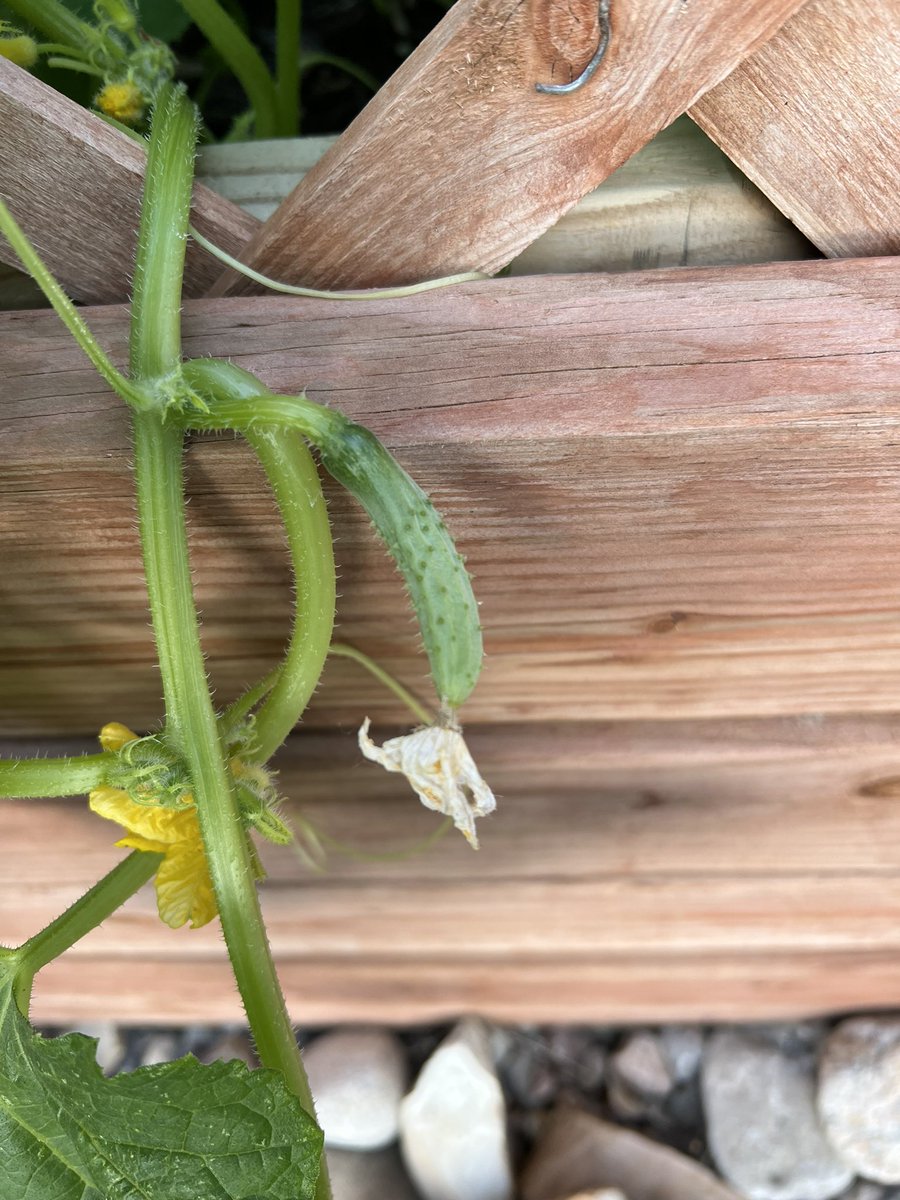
xmin=1 ymin=0 xmax=454 ymax=135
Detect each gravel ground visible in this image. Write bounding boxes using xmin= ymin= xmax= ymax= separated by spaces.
xmin=39 ymin=1015 xmax=900 ymax=1200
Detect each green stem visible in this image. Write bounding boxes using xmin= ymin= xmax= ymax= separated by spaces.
xmin=0 ymin=199 xmax=148 ymax=409
xmin=240 ymin=428 xmax=335 ymax=762
xmin=179 ymin=385 xmax=336 ymax=440
xmin=329 ymin=643 xmax=434 ymax=725
xmin=190 ymin=226 xmax=485 ymax=298
xmin=133 ymin=412 xmax=324 ymax=1137
xmin=0 ymin=753 xmax=110 ymax=799
xmin=12 ymin=850 xmax=161 ymax=1014
xmin=129 ymin=82 xmax=197 ymax=383
xmin=130 ymin=87 xmax=327 ymax=1196
xmin=176 ymin=0 xmax=279 ymax=138
xmin=276 ymin=0 xmax=301 ymax=137
xmin=45 ymin=56 xmax=105 ymax=77
xmin=219 ymin=668 xmax=281 ymax=740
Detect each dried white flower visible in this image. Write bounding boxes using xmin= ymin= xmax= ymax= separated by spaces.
xmin=358 ymin=717 xmax=496 ymax=848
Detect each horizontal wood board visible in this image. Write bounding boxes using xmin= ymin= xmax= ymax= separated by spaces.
xmin=4 ymin=256 xmax=900 ymax=736
xmin=692 ymin=0 xmax=900 ymax=260
xmin=7 ymin=716 xmax=900 ymax=1024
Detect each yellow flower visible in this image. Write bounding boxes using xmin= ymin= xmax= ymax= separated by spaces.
xmin=96 ymin=80 xmax=146 ymax=125
xmin=90 ymin=724 xmax=216 ymax=930
xmin=358 ymin=717 xmax=496 ymax=848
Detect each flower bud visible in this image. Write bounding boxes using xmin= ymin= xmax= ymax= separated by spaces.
xmin=0 ymin=36 xmax=38 ymax=69
xmin=96 ymin=79 xmax=146 ymax=125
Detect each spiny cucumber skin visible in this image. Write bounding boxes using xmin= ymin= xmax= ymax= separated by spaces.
xmin=316 ymin=421 xmax=482 ymax=709
xmin=183 ymin=358 xmax=483 ymax=708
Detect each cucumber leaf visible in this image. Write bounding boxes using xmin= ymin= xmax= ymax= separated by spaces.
xmin=0 ymin=971 xmax=322 ymax=1199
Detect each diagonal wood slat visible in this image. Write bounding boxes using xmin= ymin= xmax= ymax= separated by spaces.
xmin=691 ymin=0 xmax=900 ymax=259
xmin=0 ymin=58 xmax=258 ymax=304
xmin=214 ymin=0 xmax=810 ymax=292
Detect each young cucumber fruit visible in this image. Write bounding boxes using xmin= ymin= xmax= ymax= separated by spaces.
xmin=182 ymin=358 xmax=483 ymax=709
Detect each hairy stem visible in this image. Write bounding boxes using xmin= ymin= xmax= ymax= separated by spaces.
xmin=0 ymin=199 xmax=147 ymax=409
xmin=0 ymin=753 xmax=110 ymax=799
xmin=129 ymin=85 xmax=328 ymax=1196
xmin=129 ymin=83 xmax=197 ymax=383
xmin=133 ymin=415 xmax=320 ymax=1123
xmin=12 ymin=851 xmax=161 ymax=1015
xmin=237 ymin=428 xmax=335 ymax=762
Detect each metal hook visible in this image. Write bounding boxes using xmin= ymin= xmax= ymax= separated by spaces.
xmin=535 ymin=0 xmax=612 ymax=95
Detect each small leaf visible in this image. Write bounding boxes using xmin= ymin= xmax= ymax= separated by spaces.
xmin=0 ymin=972 xmax=322 ymax=1199
xmin=137 ymin=0 xmax=192 ymax=43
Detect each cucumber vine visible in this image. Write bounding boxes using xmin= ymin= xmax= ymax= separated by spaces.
xmin=0 ymin=81 xmax=491 ymax=1199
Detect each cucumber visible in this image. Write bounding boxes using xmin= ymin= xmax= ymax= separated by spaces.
xmin=182 ymin=358 xmax=483 ymax=708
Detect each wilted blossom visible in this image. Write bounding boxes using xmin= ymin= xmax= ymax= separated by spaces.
xmin=358 ymin=717 xmax=496 ymax=848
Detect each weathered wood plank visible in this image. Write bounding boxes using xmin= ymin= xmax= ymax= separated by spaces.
xmin=507 ymin=117 xmax=815 ymax=275
xmin=0 ymin=117 xmax=816 ymax=312
xmin=4 ymin=257 xmax=899 ymax=734
xmin=691 ymin=0 xmax=900 ymax=258
xmin=0 ymin=58 xmax=258 ymax=304
xmin=8 ymin=715 xmax=900 ymax=1023
xmin=11 ymin=875 xmax=900 ymax=960
xmin=26 ymin=952 xmax=900 ymax=1027
xmin=8 ymin=715 xmax=900 ymax=884
xmin=192 ymin=119 xmax=814 ymax=276
xmin=214 ymin=0 xmax=809 ymax=292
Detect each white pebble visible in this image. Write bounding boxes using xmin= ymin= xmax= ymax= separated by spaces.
xmin=400 ymin=1018 xmax=513 ymax=1200
xmin=305 ymin=1027 xmax=407 ymax=1151
xmin=818 ymin=1016 xmax=900 ymax=1182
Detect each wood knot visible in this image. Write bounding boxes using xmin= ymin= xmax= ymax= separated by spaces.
xmin=533 ymin=0 xmax=601 ymax=87
xmin=858 ymin=777 xmax=900 ymax=799
xmin=648 ymin=611 xmax=688 ymax=635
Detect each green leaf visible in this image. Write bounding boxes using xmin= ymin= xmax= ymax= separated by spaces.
xmin=0 ymin=972 xmax=322 ymax=1199
xmin=136 ymin=0 xmax=191 ymax=43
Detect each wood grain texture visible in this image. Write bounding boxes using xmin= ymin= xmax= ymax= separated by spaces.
xmin=193 ymin=118 xmax=815 ymax=276
xmin=213 ymin=0 xmax=809 ymax=292
xmin=4 ymin=256 xmax=899 ymax=735
xmin=7 ymin=716 xmax=900 ymax=1023
xmin=508 ymin=117 xmax=815 ymax=276
xmin=0 ymin=58 xmax=258 ymax=304
xmin=0 ymin=118 xmax=816 ymax=311
xmin=691 ymin=0 xmax=900 ymax=258
xmin=25 ymin=953 xmax=900 ymax=1027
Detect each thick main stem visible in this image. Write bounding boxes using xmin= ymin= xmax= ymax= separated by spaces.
xmin=132 ymin=413 xmax=318 ymax=1121
xmin=128 ymin=85 xmax=327 ymax=1197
